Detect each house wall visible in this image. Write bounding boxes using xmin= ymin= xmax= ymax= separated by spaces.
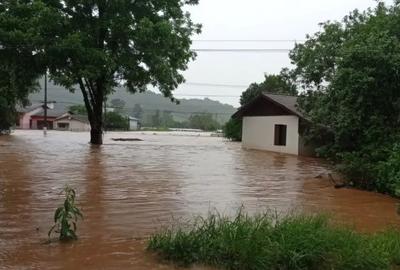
xmin=19 ymin=107 xmax=43 ymax=129
xmin=54 ymin=119 xmax=91 ymax=132
xmin=30 ymin=117 xmax=55 ymax=130
xmin=129 ymin=120 xmax=139 ymax=130
xmin=242 ymin=115 xmax=299 ymax=155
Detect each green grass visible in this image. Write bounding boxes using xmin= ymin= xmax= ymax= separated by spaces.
xmin=148 ymin=209 xmax=400 ymax=270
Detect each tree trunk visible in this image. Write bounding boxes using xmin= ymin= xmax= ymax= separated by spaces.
xmin=89 ymin=105 xmax=104 ymax=145
xmin=77 ymin=78 xmax=105 ymax=145
xmin=90 ymin=127 xmax=103 ymax=144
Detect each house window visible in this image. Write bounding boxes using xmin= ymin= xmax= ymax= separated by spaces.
xmin=37 ymin=120 xmax=54 ymax=130
xmin=57 ymin=123 xmax=69 ymax=129
xmin=274 ymin=124 xmax=287 ymax=146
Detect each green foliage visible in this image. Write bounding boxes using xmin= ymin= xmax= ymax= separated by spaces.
xmin=240 ymin=68 xmax=298 ymax=106
xmin=188 ymin=114 xmax=221 ymax=131
xmin=223 ymin=118 xmax=242 ymax=141
xmin=148 ymin=209 xmax=400 ymax=270
xmin=132 ymin=104 xmax=144 ymax=120
xmin=105 ymin=111 xmax=129 ymax=131
xmin=49 ymin=186 xmax=83 ymax=241
xmin=0 ymin=1 xmax=45 ymax=131
xmin=376 ymin=144 xmax=400 ymax=196
xmin=290 ymin=2 xmax=400 ymax=194
xmin=1 ymin=0 xmax=201 ymax=144
xmin=69 ymin=104 xmax=87 ymax=115
xmin=110 ymin=99 xmax=126 ymax=113
xmin=0 ymin=96 xmax=15 ymax=132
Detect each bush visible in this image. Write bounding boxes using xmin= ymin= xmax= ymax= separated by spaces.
xmin=223 ymin=118 xmax=242 ymax=141
xmin=148 ymin=209 xmax=400 ymax=270
xmin=105 ymin=111 xmax=129 ymax=130
xmin=376 ymin=144 xmax=400 ymax=196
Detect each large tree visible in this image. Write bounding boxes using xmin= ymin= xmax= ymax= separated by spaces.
xmin=0 ymin=0 xmax=200 ymax=144
xmin=290 ymin=2 xmax=400 ymax=194
xmin=0 ymin=1 xmax=45 ymax=132
xmin=239 ymin=68 xmax=298 ymax=106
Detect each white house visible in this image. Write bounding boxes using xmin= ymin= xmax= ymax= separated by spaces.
xmin=128 ymin=116 xmax=140 ymax=131
xmin=232 ymin=93 xmax=315 ymax=156
xmin=54 ymin=113 xmax=91 ymax=132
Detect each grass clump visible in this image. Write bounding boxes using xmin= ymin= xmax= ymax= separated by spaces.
xmin=48 ymin=186 xmax=83 ymax=241
xmin=148 ymin=209 xmax=400 ymax=270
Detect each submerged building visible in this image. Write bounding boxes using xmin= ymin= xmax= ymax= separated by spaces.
xmin=232 ymin=93 xmax=315 ymax=156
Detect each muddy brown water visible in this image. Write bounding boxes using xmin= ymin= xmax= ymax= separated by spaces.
xmin=1 ymin=130 xmax=399 ymax=269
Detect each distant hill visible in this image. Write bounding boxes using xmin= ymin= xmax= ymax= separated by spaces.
xmin=29 ymin=82 xmax=237 ymax=124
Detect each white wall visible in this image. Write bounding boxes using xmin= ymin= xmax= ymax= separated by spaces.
xmin=55 ymin=119 xmax=91 ymax=132
xmin=242 ymin=116 xmax=299 ymax=155
xmin=129 ymin=120 xmax=139 ymax=130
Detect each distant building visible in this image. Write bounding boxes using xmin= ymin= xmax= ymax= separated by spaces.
xmin=128 ymin=116 xmax=140 ymax=131
xmin=17 ymin=102 xmax=63 ymax=130
xmin=232 ymin=93 xmax=315 ymax=156
xmin=54 ymin=113 xmax=91 ymax=132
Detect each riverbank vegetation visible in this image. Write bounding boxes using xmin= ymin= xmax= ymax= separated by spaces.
xmin=290 ymin=2 xmax=400 ymax=196
xmin=148 ymin=210 xmax=400 ymax=270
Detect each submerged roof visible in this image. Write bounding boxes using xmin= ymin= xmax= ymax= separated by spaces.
xmin=56 ymin=113 xmax=89 ymax=124
xmin=32 ymin=102 xmax=67 ymax=117
xmin=232 ymin=92 xmax=304 ymax=119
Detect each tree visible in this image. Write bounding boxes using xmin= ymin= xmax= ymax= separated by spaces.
xmin=223 ymin=118 xmax=242 ymax=141
xmin=188 ymin=113 xmax=220 ymax=131
xmin=69 ymin=105 xmax=87 ymax=115
xmin=110 ymin=98 xmax=126 ymax=113
xmin=290 ymin=2 xmax=400 ymax=195
xmin=132 ymin=104 xmax=144 ymax=120
xmin=0 ymin=1 xmax=45 ymax=132
xmin=1 ymin=0 xmax=201 ymax=144
xmin=105 ymin=111 xmax=129 ymax=131
xmin=0 ymin=97 xmax=14 ymax=133
xmin=152 ymin=110 xmax=161 ymax=127
xmin=240 ymin=69 xmax=298 ymax=106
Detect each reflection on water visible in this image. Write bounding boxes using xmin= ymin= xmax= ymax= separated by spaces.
xmin=0 ymin=130 xmax=399 ymax=269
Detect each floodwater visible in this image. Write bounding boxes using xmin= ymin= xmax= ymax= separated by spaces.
xmin=0 ymin=130 xmax=399 ymax=269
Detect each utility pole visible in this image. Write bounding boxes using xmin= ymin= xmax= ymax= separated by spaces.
xmin=103 ymin=98 xmax=107 ymax=133
xmin=43 ymin=72 xmax=48 ymax=135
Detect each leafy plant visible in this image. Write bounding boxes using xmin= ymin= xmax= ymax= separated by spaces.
xmin=48 ymin=186 xmax=83 ymax=241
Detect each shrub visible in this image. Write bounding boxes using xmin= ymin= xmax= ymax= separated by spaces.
xmin=48 ymin=186 xmax=83 ymax=241
xmin=376 ymin=144 xmax=400 ymax=196
xmin=148 ymin=210 xmax=400 ymax=270
xmin=223 ymin=118 xmax=242 ymax=141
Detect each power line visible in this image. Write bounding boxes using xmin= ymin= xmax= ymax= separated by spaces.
xmin=192 ymin=39 xmax=304 ymax=43
xmin=184 ymin=82 xmax=248 ymax=88
xmin=30 ymin=100 xmax=235 ymax=115
xmin=193 ymin=48 xmax=291 ymax=53
xmin=1 ymin=44 xmax=292 ymax=53
xmin=174 ymin=94 xmax=240 ymax=98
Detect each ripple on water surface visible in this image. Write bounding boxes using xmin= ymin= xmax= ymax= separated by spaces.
xmin=0 ymin=130 xmax=399 ymax=269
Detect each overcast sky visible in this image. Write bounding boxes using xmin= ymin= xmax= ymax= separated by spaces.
xmin=167 ymin=0 xmax=392 ymax=107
